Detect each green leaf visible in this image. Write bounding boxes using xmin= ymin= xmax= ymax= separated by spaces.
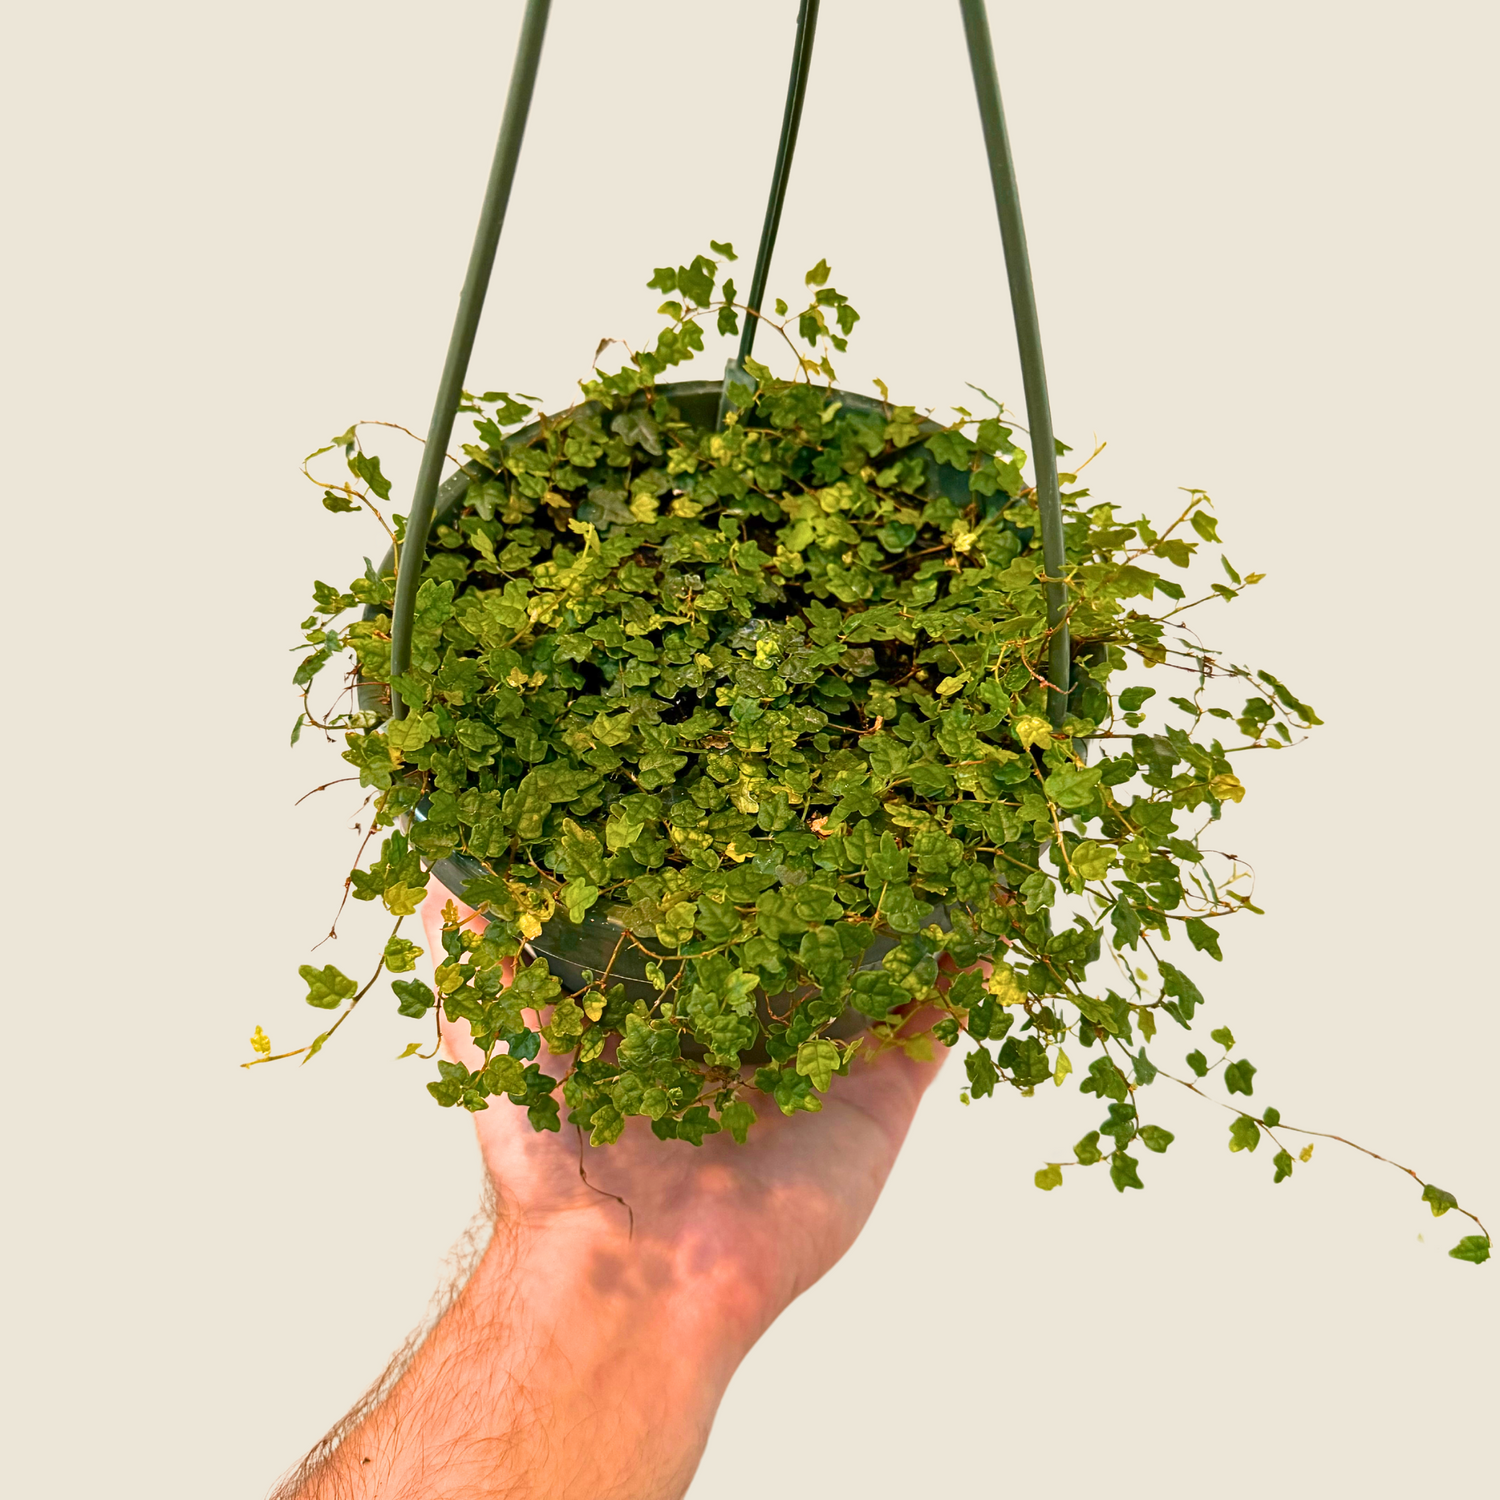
xmin=1210 ymin=1026 xmax=1235 ymax=1050
xmin=386 ymin=711 xmax=438 ymax=753
xmin=1074 ymin=1131 xmax=1103 ymax=1165
xmin=1421 ymin=1184 xmax=1459 ymax=1218
xmin=1228 ymin=1116 xmax=1261 ymax=1153
xmin=1272 ymin=1149 xmax=1294 ymax=1183
xmin=1110 ymin=1151 xmax=1144 ymax=1192
xmin=1070 ymin=840 xmax=1115 ymax=881
xmin=709 ymin=239 xmax=737 ymax=260
xmin=392 ymin=978 xmax=435 ymax=1018
xmin=348 ymin=451 xmax=392 ymax=500
xmin=1224 ymin=1059 xmax=1257 ymax=1096
xmin=1159 ymin=962 xmax=1205 ymax=1025
xmin=1034 ymin=1162 xmax=1064 ymax=1191
xmin=1139 ymin=1125 xmax=1174 ymax=1154
xmin=1043 ymin=764 xmax=1102 ymax=811
xmin=1185 ymin=1049 xmax=1208 ymax=1077
xmin=1448 ymin=1236 xmax=1491 ymax=1265
xmin=562 ymin=879 xmax=601 ymax=924
xmin=965 ymin=1045 xmax=999 ymax=1099
xmin=299 ymin=963 xmax=358 ymax=1009
xmin=805 ymin=258 xmax=831 ymax=287
xmin=721 ymin=1098 xmax=757 ymax=1144
xmin=1186 ymin=918 xmax=1223 ymax=961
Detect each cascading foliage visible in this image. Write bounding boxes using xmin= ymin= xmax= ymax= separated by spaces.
xmin=262 ymin=243 xmax=1487 ymax=1262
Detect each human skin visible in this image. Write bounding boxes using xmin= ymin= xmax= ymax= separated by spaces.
xmin=278 ymin=885 xmax=947 ymax=1499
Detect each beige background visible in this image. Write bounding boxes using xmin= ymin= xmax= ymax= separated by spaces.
xmin=2 ymin=1 xmax=1496 ymax=1494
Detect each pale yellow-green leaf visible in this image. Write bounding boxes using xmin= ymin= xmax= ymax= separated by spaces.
xmin=1070 ymin=840 xmax=1115 ymax=881
xmin=385 ymin=711 xmax=437 ymax=754
xmin=395 ymin=1042 xmax=423 ymax=1060
xmin=986 ymin=964 xmax=1028 ymax=1006
xmin=382 ymin=881 xmax=426 ymax=917
xmin=935 ymin=674 xmax=969 ymax=697
xmin=1034 ymin=1163 xmax=1064 ymax=1191
xmin=383 ymin=936 xmax=423 ymax=973
xmin=1210 ymin=774 xmax=1246 ymax=803
xmin=795 ymin=1038 xmax=839 ymax=1092
xmin=1053 ymin=1048 xmax=1074 ymax=1087
xmin=1013 ymin=714 xmax=1052 ymax=751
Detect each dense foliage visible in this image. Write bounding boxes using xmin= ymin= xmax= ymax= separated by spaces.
xmin=259 ymin=245 xmax=1488 ymax=1262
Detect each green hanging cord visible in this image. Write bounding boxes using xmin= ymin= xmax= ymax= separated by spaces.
xmin=388 ymin=0 xmax=552 ymax=718
xmin=718 ymin=0 xmax=821 ymax=426
xmin=958 ymin=0 xmax=1071 ymax=725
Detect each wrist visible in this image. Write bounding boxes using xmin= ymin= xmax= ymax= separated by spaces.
xmin=473 ymin=1208 xmax=751 ymax=1405
xmin=333 ymin=1207 xmax=751 ymax=1500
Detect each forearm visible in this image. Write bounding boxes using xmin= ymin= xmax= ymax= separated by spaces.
xmin=287 ymin=1214 xmax=751 ymax=1500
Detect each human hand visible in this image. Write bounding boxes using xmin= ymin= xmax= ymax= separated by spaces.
xmin=281 ymin=885 xmax=945 ymax=1500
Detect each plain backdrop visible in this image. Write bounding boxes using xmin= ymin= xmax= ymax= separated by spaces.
xmin=2 ymin=2 xmax=1496 ymax=1495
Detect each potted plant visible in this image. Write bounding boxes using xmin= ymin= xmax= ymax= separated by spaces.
xmin=254 ymin=244 xmax=1487 ymax=1262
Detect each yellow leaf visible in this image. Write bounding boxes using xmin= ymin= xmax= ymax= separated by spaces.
xmin=441 ymin=899 xmax=461 ymax=927
xmin=1053 ymin=1048 xmax=1073 ymax=1086
xmin=986 ymin=964 xmax=1028 ymax=1006
xmin=583 ymin=993 xmax=606 ymax=1022
xmin=1299 ymin=1143 xmax=1315 ymax=1163
xmin=1013 ymin=714 xmax=1052 ymax=751
xmin=1209 ymin=774 xmax=1246 ymax=804
xmin=250 ymin=1025 xmax=271 ymax=1056
xmin=900 ymin=1033 xmax=935 ymax=1062
xmin=518 ymin=911 xmax=543 ymax=942
xmin=1244 ymin=571 xmax=1266 ymax=584
xmin=395 ymin=1042 xmax=423 ymax=1060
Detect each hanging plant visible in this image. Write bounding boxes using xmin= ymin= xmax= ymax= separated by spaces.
xmin=256 ymin=245 xmax=1488 ymax=1264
